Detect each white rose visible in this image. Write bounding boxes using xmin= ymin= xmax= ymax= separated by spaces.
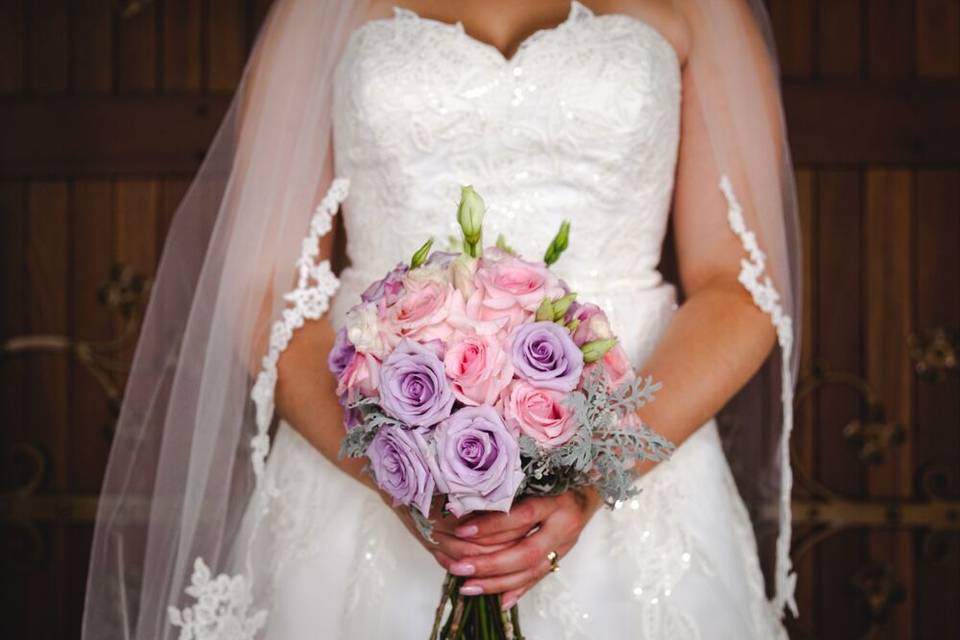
xmin=345 ymin=303 xmax=387 ymax=356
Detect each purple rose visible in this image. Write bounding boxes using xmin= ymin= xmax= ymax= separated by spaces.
xmin=434 ymin=405 xmax=523 ymax=517
xmin=328 ymin=327 xmax=356 ymax=377
xmin=379 ymin=339 xmax=455 ymax=428
xmin=362 ymin=262 xmax=408 ymax=306
xmin=368 ymin=425 xmax=435 ymax=516
xmin=509 ymin=321 xmax=584 ymax=392
xmin=340 ymin=396 xmax=362 ymax=431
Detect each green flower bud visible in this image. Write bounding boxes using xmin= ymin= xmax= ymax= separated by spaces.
xmin=566 ymin=318 xmax=580 ymax=334
xmin=496 ymin=233 xmax=517 ymax=256
xmin=544 ymin=220 xmax=571 ymax=266
xmin=535 ymin=298 xmax=555 ymax=322
xmin=410 ymin=237 xmax=434 ymax=269
xmin=551 ymin=293 xmax=577 ymax=320
xmin=581 ymin=338 xmax=617 ymax=363
xmin=458 ymin=185 xmax=485 ymax=257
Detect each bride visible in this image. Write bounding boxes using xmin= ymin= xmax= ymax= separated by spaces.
xmin=82 ymin=1 xmax=801 ymax=638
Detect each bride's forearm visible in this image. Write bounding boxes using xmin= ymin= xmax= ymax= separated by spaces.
xmin=636 ymin=280 xmax=775 ymax=448
xmin=273 ymin=315 xmax=379 ymax=493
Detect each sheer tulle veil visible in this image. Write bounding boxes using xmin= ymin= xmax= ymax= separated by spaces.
xmin=81 ymin=1 xmax=801 ymax=638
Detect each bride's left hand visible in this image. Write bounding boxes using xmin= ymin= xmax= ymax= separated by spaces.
xmin=436 ymin=488 xmax=604 ymax=610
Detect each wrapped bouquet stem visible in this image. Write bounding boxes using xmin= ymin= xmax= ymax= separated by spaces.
xmin=334 ymin=186 xmax=674 ymax=638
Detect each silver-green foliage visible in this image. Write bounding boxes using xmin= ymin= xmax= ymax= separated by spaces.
xmin=518 ymin=367 xmax=674 ymax=506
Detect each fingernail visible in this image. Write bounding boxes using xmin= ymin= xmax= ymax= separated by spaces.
xmin=449 ymin=561 xmax=475 ymax=576
xmin=456 ymin=524 xmax=479 ymax=537
xmin=459 ymin=585 xmax=483 ymax=596
xmin=501 ymin=597 xmax=516 ymax=611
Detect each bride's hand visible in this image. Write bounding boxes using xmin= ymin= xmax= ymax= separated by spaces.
xmin=441 ymin=488 xmax=604 ymax=609
xmin=381 ymin=493 xmax=523 ymax=569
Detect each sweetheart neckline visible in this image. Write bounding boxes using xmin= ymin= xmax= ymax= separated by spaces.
xmin=345 ymin=0 xmax=681 ymax=71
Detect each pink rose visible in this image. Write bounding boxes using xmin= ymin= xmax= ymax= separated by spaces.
xmin=473 ymin=250 xmax=564 ymax=332
xmin=337 ymin=352 xmax=381 ymax=398
xmin=444 ymin=332 xmax=514 ymax=406
xmin=598 ymin=343 xmax=635 ymax=388
xmin=385 ymin=276 xmax=455 ymax=344
xmin=500 ymin=380 xmax=577 ymax=448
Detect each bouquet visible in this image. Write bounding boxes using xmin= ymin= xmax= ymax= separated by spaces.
xmin=331 ymin=186 xmax=675 ymax=639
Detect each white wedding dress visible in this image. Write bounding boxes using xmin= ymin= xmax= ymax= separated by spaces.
xmin=229 ymin=3 xmax=788 ymax=638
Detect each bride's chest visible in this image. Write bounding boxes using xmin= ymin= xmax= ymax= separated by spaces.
xmin=332 ymin=13 xmax=681 ymax=161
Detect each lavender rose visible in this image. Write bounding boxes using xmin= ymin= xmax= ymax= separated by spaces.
xmin=379 ymin=339 xmax=455 ymax=428
xmin=434 ymin=405 xmax=524 ymax=517
xmin=368 ymin=425 xmax=435 ymax=516
xmin=509 ymin=321 xmax=584 ymax=392
xmin=327 ymin=327 xmax=356 ymax=377
xmin=362 ymin=262 xmax=408 ymax=306
xmin=340 ymin=396 xmax=362 ymax=431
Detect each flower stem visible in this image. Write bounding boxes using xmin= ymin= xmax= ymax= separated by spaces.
xmin=447 ymin=593 xmax=466 ymax=638
xmin=430 ymin=573 xmax=454 ymax=640
xmin=478 ymin=595 xmax=491 ymax=639
xmin=499 ymin=599 xmax=515 ymax=640
xmin=510 ymin=604 xmax=524 ymax=640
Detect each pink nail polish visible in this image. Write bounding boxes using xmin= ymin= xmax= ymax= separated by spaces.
xmin=456 ymin=524 xmax=479 ymax=537
xmin=460 ymin=585 xmax=483 ymax=596
xmin=450 ymin=561 xmax=475 ymax=576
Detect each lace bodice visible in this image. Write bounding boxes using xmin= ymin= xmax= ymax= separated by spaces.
xmin=331 ymin=1 xmax=682 ymax=364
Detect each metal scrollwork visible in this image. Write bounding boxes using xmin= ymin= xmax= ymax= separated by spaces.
xmin=1 ymin=265 xmax=149 ymax=569
xmin=909 ymin=327 xmax=959 ymax=381
xmin=114 ymin=0 xmax=156 ymax=19
xmin=1 ymin=263 xmax=149 ymax=417
xmin=790 ymin=359 xmax=960 ymax=636
xmin=795 ymin=365 xmax=905 ymax=465
xmin=851 ymin=561 xmax=906 ymax=637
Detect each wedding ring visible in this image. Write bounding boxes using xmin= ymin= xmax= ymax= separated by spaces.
xmin=547 ymin=550 xmax=560 ymax=573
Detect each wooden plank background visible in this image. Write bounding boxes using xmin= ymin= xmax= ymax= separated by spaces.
xmin=0 ymin=1 xmax=958 ymax=638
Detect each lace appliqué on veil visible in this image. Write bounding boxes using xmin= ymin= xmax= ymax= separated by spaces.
xmin=168 ymin=179 xmax=350 ymax=637
xmin=250 ymin=177 xmax=350 ymax=489
xmin=719 ymin=176 xmax=797 ymax=618
xmin=167 ymin=558 xmax=267 ymax=640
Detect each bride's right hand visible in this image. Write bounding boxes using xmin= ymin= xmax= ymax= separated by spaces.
xmin=381 ymin=494 xmax=523 ymax=569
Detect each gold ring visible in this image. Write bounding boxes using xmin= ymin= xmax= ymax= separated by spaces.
xmin=547 ymin=550 xmax=560 ymax=573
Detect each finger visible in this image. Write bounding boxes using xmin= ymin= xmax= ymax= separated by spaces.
xmin=454 ymin=497 xmax=555 ymax=539
xmin=432 ymin=549 xmax=454 ymax=571
xmin=468 ymin=524 xmax=538 ymax=546
xmin=432 ymin=531 xmax=515 ymax=561
xmin=429 ymin=512 xmax=462 ymax=535
xmin=458 ymin=559 xmax=550 ymax=596
xmin=499 ymin=587 xmax=526 ymax=611
xmin=451 ymin=525 xmax=559 ymax=578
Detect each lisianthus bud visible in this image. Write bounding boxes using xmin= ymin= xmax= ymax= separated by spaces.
xmin=535 ymin=298 xmax=554 ymax=321
xmin=410 ymin=237 xmax=434 ymax=269
xmin=581 ymin=338 xmax=617 ymax=363
xmin=495 ymin=233 xmax=517 ymax=256
xmin=457 ymin=185 xmax=485 ymax=257
xmin=544 ymin=220 xmax=571 ymax=266
xmin=551 ymin=293 xmax=577 ymax=320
